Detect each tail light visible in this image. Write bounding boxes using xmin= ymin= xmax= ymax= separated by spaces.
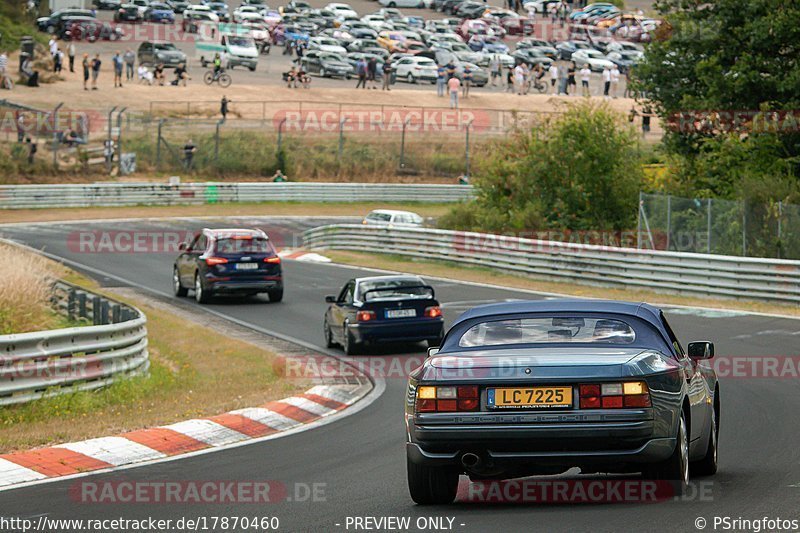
xmin=205 ymin=257 xmax=228 ymax=266
xmin=579 ymin=381 xmax=651 ymax=409
xmin=416 ymin=385 xmax=479 ymax=412
xmin=264 ymin=256 xmax=281 ymax=264
xmin=424 ymin=306 xmax=442 ymax=318
xmin=356 ymin=310 xmax=375 ymax=322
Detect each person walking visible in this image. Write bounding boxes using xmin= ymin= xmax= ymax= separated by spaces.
xmin=548 ymin=62 xmax=558 ymax=94
xmin=447 ymin=76 xmax=461 ymax=109
xmin=506 ymin=65 xmax=515 ymax=92
xmin=82 ymin=53 xmax=90 ymax=90
xmin=68 ymin=43 xmax=76 ymax=73
xmin=610 ymin=64 xmax=620 ymax=98
xmin=367 ymin=56 xmax=378 ymax=89
xmin=602 ymin=65 xmax=611 ymax=98
xmin=220 ymin=95 xmax=230 ymax=121
xmin=436 ymin=64 xmax=446 ymax=96
xmin=26 ymin=137 xmax=36 ymax=164
xmin=382 ymin=60 xmax=392 ymax=91
xmin=91 ymin=54 xmax=101 ymax=90
xmin=489 ymin=53 xmax=501 ymax=87
xmin=462 ymin=64 xmax=472 ymax=97
xmin=123 ymin=48 xmax=135 ymax=81
xmin=355 ymin=57 xmax=367 ymax=88
xmin=580 ymin=63 xmax=591 ymax=96
xmin=112 ymin=51 xmax=123 ymax=87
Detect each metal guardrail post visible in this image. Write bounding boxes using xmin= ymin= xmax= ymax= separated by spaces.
xmin=78 ymin=291 xmax=87 ymax=319
xmin=67 ymin=287 xmax=76 ymax=321
xmin=337 ymin=117 xmax=349 ymax=164
xmin=106 ymin=106 xmax=117 ymax=174
xmin=52 ymin=103 xmax=63 ymax=170
xmin=112 ymin=303 xmax=121 ymax=323
xmin=92 ymin=295 xmax=101 ymax=325
xmin=116 ymin=107 xmax=127 ymax=175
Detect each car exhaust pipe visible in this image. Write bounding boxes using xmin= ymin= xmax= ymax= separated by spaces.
xmin=461 ymin=453 xmax=481 ymax=469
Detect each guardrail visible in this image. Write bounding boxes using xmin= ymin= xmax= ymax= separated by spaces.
xmin=0 ymin=281 xmax=149 ymax=406
xmin=303 ymin=225 xmax=800 ymax=305
xmin=0 ymin=183 xmax=474 ymax=209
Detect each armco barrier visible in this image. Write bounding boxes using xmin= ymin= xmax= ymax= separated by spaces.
xmin=0 ymin=183 xmax=474 ymax=209
xmin=0 ymin=281 xmax=149 ymax=405
xmin=302 ymin=225 xmax=800 ymax=304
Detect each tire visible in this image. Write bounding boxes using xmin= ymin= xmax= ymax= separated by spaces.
xmin=203 ymin=71 xmax=214 ymax=85
xmin=173 ymin=267 xmax=188 ymax=297
xmin=388 ymin=1 xmax=396 ymax=5
xmin=342 ymin=322 xmax=359 ymax=355
xmin=323 ymin=319 xmax=336 ymax=348
xmin=320 ymin=68 xmax=327 ymax=78
xmin=692 ymin=399 xmax=719 ymax=477
xmin=194 ymin=272 xmax=211 ymax=304
xmin=248 ymin=66 xmax=256 ymax=72
xmin=645 ymin=411 xmax=689 ymax=495
xmin=267 ymin=288 xmax=283 ymax=303
xmin=407 ymin=456 xmax=458 ymax=505
xmin=218 ymin=73 xmax=232 ymax=88
xmin=407 ymin=73 xmax=415 ymax=84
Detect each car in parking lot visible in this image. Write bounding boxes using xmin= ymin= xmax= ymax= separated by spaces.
xmin=61 ymin=18 xmax=124 ymax=41
xmin=37 ymin=9 xmax=95 ymax=33
xmin=143 ymin=2 xmax=175 ymax=22
xmin=300 ymin=51 xmax=353 ymax=78
xmin=391 ymin=55 xmax=439 ymax=83
xmin=173 ymin=228 xmax=283 ymax=304
xmin=94 ymin=0 xmax=122 ymax=9
xmin=572 ymin=48 xmax=616 ymax=71
xmin=406 ymin=300 xmax=720 ymax=504
xmin=114 ymin=4 xmax=144 ymax=22
xmin=324 ymin=275 xmax=444 ymax=355
xmin=378 ymin=0 xmax=425 ymax=8
xmin=137 ymin=41 xmax=188 ymax=67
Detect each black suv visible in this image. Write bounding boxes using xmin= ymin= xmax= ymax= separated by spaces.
xmin=173 ymin=228 xmax=283 ymax=304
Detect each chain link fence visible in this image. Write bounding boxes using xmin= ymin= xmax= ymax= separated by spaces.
xmin=638 ymin=193 xmax=800 ymax=259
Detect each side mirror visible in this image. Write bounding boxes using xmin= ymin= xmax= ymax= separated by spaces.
xmin=325 ymin=295 xmax=336 ymax=303
xmin=178 ymin=242 xmax=188 ymax=251
xmin=427 ymin=347 xmax=439 ymax=357
xmin=687 ymin=341 xmax=714 ymax=360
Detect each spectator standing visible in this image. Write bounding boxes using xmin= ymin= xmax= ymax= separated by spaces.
xmin=26 ymin=137 xmax=37 ymax=164
xmin=0 ymin=51 xmax=11 ymax=90
xmin=68 ymin=43 xmax=76 ymax=73
xmin=567 ymin=61 xmax=576 ymax=95
xmin=53 ymin=48 xmax=63 ymax=73
xmin=623 ymin=69 xmax=633 ymax=98
xmin=513 ymin=63 xmax=524 ymax=94
xmin=602 ymin=65 xmax=611 ymax=98
xmin=447 ymin=76 xmax=460 ymax=109
xmin=16 ymin=114 xmax=25 ymax=142
xmin=220 ymin=95 xmax=230 ymax=121
xmin=48 ymin=37 xmax=58 ymax=58
xmin=355 ymin=57 xmax=367 ymax=88
xmin=558 ymin=62 xmax=568 ymax=94
xmin=548 ymin=63 xmax=558 ymax=94
xmin=436 ymin=64 xmax=446 ymax=96
xmin=112 ymin=51 xmax=123 ymax=87
xmin=91 ymin=54 xmax=101 ymax=90
xmin=82 ymin=53 xmax=90 ymax=90
xmin=610 ymin=65 xmax=620 ymax=98
xmin=123 ymin=49 xmax=135 ymax=81
xmin=22 ymin=56 xmax=38 ymax=87
xmin=580 ymin=64 xmax=591 ymax=96
xmin=104 ymin=138 xmax=115 ymax=164
xmin=367 ymin=56 xmax=378 ymax=89
xmin=382 ymin=60 xmax=392 ymax=91
xmin=641 ymin=105 xmax=652 ymax=136
xmin=489 ymin=53 xmax=501 ymax=87
xmin=506 ymin=66 xmax=514 ymax=92
xmin=183 ymin=139 xmax=196 ymax=169
xmin=462 ymin=64 xmax=472 ymax=97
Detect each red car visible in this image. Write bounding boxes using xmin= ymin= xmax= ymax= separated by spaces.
xmin=61 ymin=18 xmax=124 ymax=41
xmin=500 ymin=16 xmax=535 ymax=36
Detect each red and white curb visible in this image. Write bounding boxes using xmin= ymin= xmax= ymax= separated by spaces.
xmin=0 ymin=382 xmax=370 ymax=491
xmin=278 ymin=249 xmax=331 ymax=263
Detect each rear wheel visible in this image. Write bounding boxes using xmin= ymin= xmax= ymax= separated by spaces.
xmin=173 ymin=267 xmax=187 ymax=297
xmin=646 ymin=411 xmax=689 ymax=495
xmin=342 ymin=322 xmax=359 ymax=355
xmin=692 ymin=400 xmax=719 ymax=476
xmin=267 ymin=288 xmax=283 ymax=303
xmin=407 ymin=456 xmax=458 ymax=505
xmin=218 ymin=73 xmax=232 ymax=88
xmin=194 ymin=272 xmax=211 ymax=304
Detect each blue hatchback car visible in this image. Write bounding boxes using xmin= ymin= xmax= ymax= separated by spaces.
xmin=173 ymin=228 xmax=283 ymax=304
xmin=324 ymin=275 xmax=445 ymax=355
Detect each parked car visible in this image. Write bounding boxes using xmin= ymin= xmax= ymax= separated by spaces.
xmin=37 ymin=9 xmax=94 ymax=33
xmin=143 ymin=2 xmax=176 ymax=22
xmin=61 ymin=18 xmax=124 ymax=41
xmin=174 ymin=228 xmax=283 ymax=304
xmin=94 ymin=0 xmax=122 ymax=9
xmin=137 ymin=41 xmax=188 ymax=67
xmin=308 ymin=36 xmax=348 ymax=55
xmin=406 ymin=300 xmax=720 ymax=503
xmin=362 ymin=209 xmax=424 ymax=227
xmin=324 ymin=275 xmax=444 ymax=355
xmin=378 ymin=0 xmax=425 ymax=8
xmin=572 ymin=48 xmax=616 ymax=71
xmin=300 ymin=51 xmax=353 ymax=78
xmin=392 ymin=55 xmax=437 ymax=83
xmin=114 ymin=4 xmax=144 ymax=22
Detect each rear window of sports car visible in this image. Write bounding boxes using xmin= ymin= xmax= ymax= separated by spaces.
xmin=458 ymin=316 xmax=636 ymax=347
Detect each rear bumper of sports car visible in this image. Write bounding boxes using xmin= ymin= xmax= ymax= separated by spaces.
xmin=349 ymin=318 xmax=444 ymax=343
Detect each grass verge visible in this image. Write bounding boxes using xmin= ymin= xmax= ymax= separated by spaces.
xmin=0 ymin=201 xmax=453 ymax=224
xmin=0 ymin=249 xmax=307 ymax=452
xmin=324 ymin=250 xmax=800 ymax=318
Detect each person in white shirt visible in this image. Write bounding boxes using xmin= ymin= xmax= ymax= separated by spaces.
xmin=548 ymin=64 xmax=558 ymax=94
xmin=49 ymin=37 xmax=58 ymax=58
xmin=602 ymin=66 xmax=611 ymax=97
xmin=138 ymin=65 xmax=153 ymax=85
xmin=580 ymin=64 xmax=591 ymax=97
xmin=514 ymin=63 xmax=525 ymax=95
xmin=610 ymin=65 xmax=620 ymax=98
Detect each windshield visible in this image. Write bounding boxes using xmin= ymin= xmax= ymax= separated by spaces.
xmin=214 ymin=237 xmax=274 ymax=254
xmin=459 ymin=316 xmax=636 ymax=347
xmin=228 ymin=37 xmax=255 ymax=47
xmin=359 ymin=279 xmax=433 ymax=302
xmin=154 ymin=43 xmax=177 ymax=51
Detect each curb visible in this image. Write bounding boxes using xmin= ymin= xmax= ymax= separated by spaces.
xmin=0 ymin=381 xmax=371 ymax=490
xmin=277 ymin=248 xmax=332 ymax=263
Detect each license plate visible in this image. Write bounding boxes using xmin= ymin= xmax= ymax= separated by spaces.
xmin=386 ymin=308 xmax=416 ymax=319
xmin=235 ymin=263 xmax=258 ymax=270
xmin=487 ymin=387 xmax=573 ymax=409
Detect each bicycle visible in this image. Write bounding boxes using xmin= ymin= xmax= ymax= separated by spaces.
xmin=203 ymin=69 xmax=232 ymax=88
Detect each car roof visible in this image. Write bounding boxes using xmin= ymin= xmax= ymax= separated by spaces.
xmin=203 ymin=228 xmax=268 ymax=238
xmin=355 ymin=275 xmax=425 ymax=284
xmin=369 ymin=209 xmax=420 ymax=215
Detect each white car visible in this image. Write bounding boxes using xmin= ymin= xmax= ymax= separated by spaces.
xmin=362 ymin=209 xmax=424 ymax=227
xmin=308 ymin=36 xmax=348 ymax=55
xmin=325 ymin=2 xmax=358 ymax=19
xmin=378 ymin=0 xmax=424 ymax=8
xmin=234 ymin=11 xmax=265 ymax=23
xmin=130 ymin=0 xmax=150 ymax=16
xmin=362 ymin=14 xmax=392 ymax=31
xmin=572 ymin=49 xmax=616 ymax=71
xmin=393 ymin=56 xmax=438 ymax=84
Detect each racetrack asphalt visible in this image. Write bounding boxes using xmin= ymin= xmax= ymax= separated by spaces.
xmin=1 ymin=216 xmax=799 ymax=532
